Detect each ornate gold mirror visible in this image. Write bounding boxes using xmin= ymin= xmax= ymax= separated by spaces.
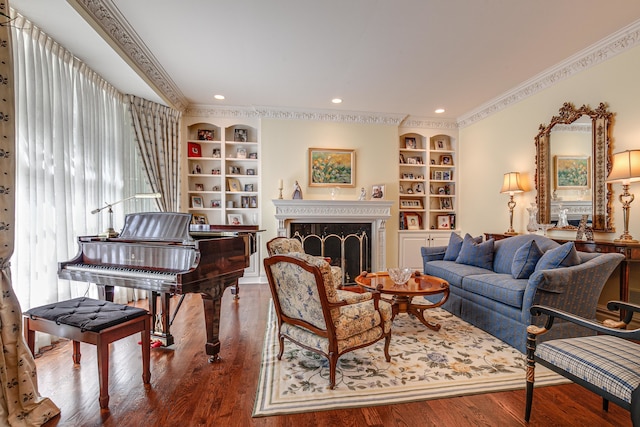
xmin=535 ymin=102 xmax=614 ymax=232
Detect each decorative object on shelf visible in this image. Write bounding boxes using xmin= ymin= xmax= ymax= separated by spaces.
xmin=538 ymin=223 xmax=554 ymax=236
xmin=211 ymin=168 xmax=220 ymax=175
xmin=292 ymin=180 xmax=303 ymax=199
xmin=308 ymin=148 xmax=355 ymax=187
xmin=388 ymin=267 xmax=412 ymax=285
xmin=440 ymin=155 xmax=453 ymax=165
xmin=437 ymin=215 xmax=451 ymax=229
xmin=358 ymin=187 xmax=367 ymax=201
xmin=234 ymin=128 xmax=247 ymax=142
xmin=606 ymin=149 xmax=640 ymax=242
xmin=228 ymin=214 xmax=243 ymax=225
xmin=191 ymin=214 xmax=207 ymax=225
xmin=197 ymin=129 xmax=213 ymax=141
xmin=226 ymin=177 xmax=241 ymax=192
xmin=90 ymin=192 xmax=161 ymax=238
xmin=211 ymin=200 xmax=220 ymax=208
xmin=192 ymin=164 xmax=201 ymax=174
xmin=526 ymin=203 xmax=538 ymax=233
xmin=278 ymin=179 xmax=283 ymax=200
xmin=404 ymin=137 xmax=417 ymax=149
xmin=404 ymin=213 xmax=420 ymax=230
xmin=236 ymin=148 xmax=247 ymax=159
xmin=194 ymin=183 xmax=204 ymax=191
xmin=576 ymin=214 xmax=588 ymax=240
xmin=330 ymin=186 xmax=340 ymax=200
xmin=188 ymin=142 xmax=202 ymax=157
xmin=371 ymin=184 xmax=384 ymax=199
xmin=500 ymin=172 xmax=525 ymax=235
xmin=191 ymin=196 xmax=203 ymax=208
xmin=554 ymin=155 xmax=590 ymax=189
xmin=557 ymin=207 xmax=569 ymax=228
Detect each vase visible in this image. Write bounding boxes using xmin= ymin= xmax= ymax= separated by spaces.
xmin=526 ymin=204 xmax=538 ymax=233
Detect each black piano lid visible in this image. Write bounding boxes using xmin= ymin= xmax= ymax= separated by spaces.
xmin=115 ymin=212 xmax=193 ymax=243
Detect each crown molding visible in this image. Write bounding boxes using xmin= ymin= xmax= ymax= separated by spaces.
xmin=457 ymin=19 xmax=640 ymax=128
xmin=68 ymin=0 xmax=189 ymax=111
xmin=185 ymin=104 xmax=407 ymax=125
xmin=400 ymin=116 xmax=458 ymax=130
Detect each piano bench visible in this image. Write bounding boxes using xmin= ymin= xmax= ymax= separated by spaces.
xmin=23 ymin=297 xmax=151 ymax=409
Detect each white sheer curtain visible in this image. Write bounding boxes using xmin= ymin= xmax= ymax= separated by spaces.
xmin=10 ymin=14 xmax=155 ymax=322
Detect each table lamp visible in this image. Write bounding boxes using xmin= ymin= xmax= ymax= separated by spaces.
xmin=606 ymin=150 xmax=640 ymax=242
xmin=91 ymin=192 xmax=161 ymax=238
xmin=500 ymin=172 xmax=524 ymax=235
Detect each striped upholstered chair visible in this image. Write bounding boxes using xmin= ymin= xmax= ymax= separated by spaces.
xmin=525 ymin=301 xmax=640 ymax=425
xmin=264 ymin=252 xmax=392 ymax=389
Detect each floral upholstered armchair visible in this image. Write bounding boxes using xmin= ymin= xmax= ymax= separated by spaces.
xmin=266 ymin=236 xmax=344 ymax=288
xmin=263 ymin=252 xmax=392 ymax=389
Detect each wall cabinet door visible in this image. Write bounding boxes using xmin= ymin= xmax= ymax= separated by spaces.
xmin=398 ymin=231 xmax=455 ymax=271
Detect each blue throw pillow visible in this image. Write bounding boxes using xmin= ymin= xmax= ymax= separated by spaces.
xmin=511 ymin=240 xmax=543 ymax=279
xmin=444 ymin=233 xmax=482 ymax=261
xmin=455 ymin=234 xmax=495 ymax=270
xmin=535 ymin=242 xmax=581 ymax=271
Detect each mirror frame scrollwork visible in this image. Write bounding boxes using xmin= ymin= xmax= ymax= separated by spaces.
xmin=535 ymin=102 xmax=614 ymax=232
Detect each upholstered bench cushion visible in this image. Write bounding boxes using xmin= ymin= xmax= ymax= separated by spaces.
xmin=24 ymin=297 xmax=148 ymax=332
xmin=536 ymin=335 xmax=640 ymax=405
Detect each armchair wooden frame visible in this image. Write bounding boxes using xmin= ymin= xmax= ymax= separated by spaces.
xmin=526 ymin=301 xmax=640 ymax=425
xmin=264 ymin=255 xmax=391 ymax=389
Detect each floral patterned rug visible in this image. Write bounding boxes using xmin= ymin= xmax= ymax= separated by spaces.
xmin=253 ymin=301 xmax=569 ymax=417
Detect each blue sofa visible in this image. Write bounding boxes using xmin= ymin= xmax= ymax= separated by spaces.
xmin=421 ymin=233 xmax=624 ymax=353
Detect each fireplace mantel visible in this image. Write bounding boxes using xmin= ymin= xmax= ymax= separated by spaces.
xmin=272 ymin=199 xmax=393 ymax=271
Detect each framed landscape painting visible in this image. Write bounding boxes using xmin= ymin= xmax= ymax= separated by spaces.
xmin=554 ymin=155 xmax=591 ymax=189
xmin=308 ymin=148 xmax=355 ymax=187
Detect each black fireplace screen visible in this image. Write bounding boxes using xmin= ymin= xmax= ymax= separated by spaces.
xmin=289 ymin=222 xmax=371 ymax=285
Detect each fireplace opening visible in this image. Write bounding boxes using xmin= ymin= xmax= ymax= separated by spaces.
xmin=290 ymin=222 xmax=371 ymax=284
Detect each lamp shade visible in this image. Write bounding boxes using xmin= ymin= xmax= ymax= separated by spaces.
xmin=607 ymin=150 xmax=640 ymax=184
xmin=500 ymin=172 xmax=524 ymax=194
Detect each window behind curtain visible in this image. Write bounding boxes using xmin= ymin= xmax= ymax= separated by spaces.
xmin=10 ymin=14 xmax=156 ymax=311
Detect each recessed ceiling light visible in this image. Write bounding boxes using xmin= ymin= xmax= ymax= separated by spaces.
xmin=331 ymin=98 xmax=343 ymax=104
xmin=435 ymin=108 xmax=445 ymax=114
xmin=214 ymin=94 xmax=225 ymax=100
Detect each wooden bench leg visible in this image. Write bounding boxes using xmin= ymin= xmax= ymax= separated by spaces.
xmin=23 ymin=317 xmax=35 ymax=355
xmin=72 ymin=341 xmax=81 ymax=364
xmin=97 ymin=336 xmax=110 ymax=409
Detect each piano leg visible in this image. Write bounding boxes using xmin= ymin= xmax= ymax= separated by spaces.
xmin=149 ymin=291 xmax=175 ymax=347
xmin=201 ymin=291 xmax=223 ymax=363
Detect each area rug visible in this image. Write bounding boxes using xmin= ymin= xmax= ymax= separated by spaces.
xmin=253 ymin=301 xmax=570 ymax=417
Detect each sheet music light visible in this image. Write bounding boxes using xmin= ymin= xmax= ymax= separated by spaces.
xmin=91 ymin=193 xmax=161 ymax=238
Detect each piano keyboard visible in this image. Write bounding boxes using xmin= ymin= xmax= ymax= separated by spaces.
xmin=65 ymin=264 xmax=178 ymax=281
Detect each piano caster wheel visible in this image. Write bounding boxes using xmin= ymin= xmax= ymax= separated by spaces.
xmin=208 ymin=354 xmax=221 ymax=363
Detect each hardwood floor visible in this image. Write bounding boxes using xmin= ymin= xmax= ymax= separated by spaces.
xmin=34 ymin=284 xmax=631 ymax=427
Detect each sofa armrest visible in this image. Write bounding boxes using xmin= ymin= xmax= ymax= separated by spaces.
xmin=420 ymin=246 xmax=446 ymax=262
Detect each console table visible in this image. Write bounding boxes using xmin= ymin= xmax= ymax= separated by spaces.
xmin=485 ymin=233 xmax=640 ymax=308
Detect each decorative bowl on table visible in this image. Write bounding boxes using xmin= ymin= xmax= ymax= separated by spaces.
xmin=388 ymin=267 xmax=412 ymax=285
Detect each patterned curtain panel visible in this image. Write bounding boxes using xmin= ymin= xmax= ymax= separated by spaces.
xmin=0 ymin=2 xmax=60 ymax=425
xmin=128 ymin=95 xmax=182 ymax=212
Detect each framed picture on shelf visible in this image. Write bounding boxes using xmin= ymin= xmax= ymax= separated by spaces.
xmin=405 ymin=137 xmax=417 ymax=149
xmin=437 ymin=214 xmax=451 ymax=229
xmin=226 ymin=178 xmax=242 ymax=192
xmin=246 ymin=168 xmax=255 ymax=175
xmin=309 ymin=148 xmax=355 ymax=187
xmin=234 ymin=128 xmax=248 ymax=142
xmin=435 ymin=138 xmax=448 ymax=150
xmin=211 ymin=200 xmax=221 ymax=208
xmin=399 ymin=153 xmax=406 ymax=164
xmin=400 ymin=199 xmax=423 ymax=209
xmin=194 ymin=183 xmax=204 ymax=191
xmin=404 ymin=212 xmax=421 ymax=230
xmin=236 ymin=148 xmax=247 ymax=159
xmin=371 ymin=184 xmax=385 ymax=199
xmin=449 ymin=214 xmax=456 ymax=230
xmin=211 ymin=168 xmax=220 ymax=175
xmin=191 ymin=196 xmax=203 ymax=209
xmin=249 ymin=152 xmax=258 ymax=159
xmin=229 ymin=165 xmax=242 ymax=175
xmin=554 ymin=155 xmax=591 ymax=189
xmin=188 ymin=142 xmax=202 ymax=157
xmin=440 ymin=155 xmax=453 ymax=165
xmin=412 ymin=182 xmax=424 ymax=194
xmin=241 ymin=196 xmax=250 ymax=208
xmin=192 ymin=164 xmax=202 ymax=174
xmin=439 ymin=197 xmax=453 ymax=210
xmin=442 ymin=170 xmax=452 ymax=181
xmin=249 ymin=196 xmax=257 ymax=208
xmin=433 ymin=171 xmax=443 ymax=180
xmin=191 ymin=214 xmax=207 ymax=225
xmin=244 ymin=183 xmax=254 ymax=192
xmin=212 ymin=148 xmax=221 ymax=158
xmin=228 ymin=214 xmax=243 ymax=225
xmin=197 ymin=129 xmax=214 ymax=141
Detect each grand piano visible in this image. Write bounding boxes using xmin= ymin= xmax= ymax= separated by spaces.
xmin=58 ymin=212 xmax=254 ymax=361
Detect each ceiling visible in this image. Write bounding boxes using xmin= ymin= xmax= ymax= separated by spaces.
xmin=10 ymin=0 xmax=640 ymax=121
